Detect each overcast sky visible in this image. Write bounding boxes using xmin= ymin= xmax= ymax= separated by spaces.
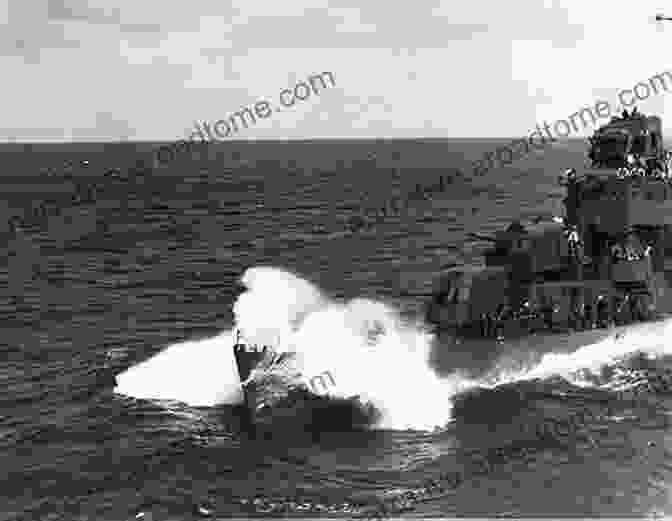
xmin=3 ymin=0 xmax=672 ymax=141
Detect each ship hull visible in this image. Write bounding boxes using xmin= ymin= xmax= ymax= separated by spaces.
xmin=430 ymin=313 xmax=672 ymax=382
xmin=429 ymin=313 xmax=668 ymax=341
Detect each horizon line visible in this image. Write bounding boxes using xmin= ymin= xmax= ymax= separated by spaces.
xmin=0 ymin=136 xmax=624 ymax=145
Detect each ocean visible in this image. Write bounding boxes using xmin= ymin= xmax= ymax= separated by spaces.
xmin=2 ymin=138 xmax=672 ymax=520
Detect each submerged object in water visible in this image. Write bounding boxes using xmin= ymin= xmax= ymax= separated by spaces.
xmin=426 ymin=110 xmax=672 ymax=341
xmin=232 ymin=330 xmax=378 ymax=430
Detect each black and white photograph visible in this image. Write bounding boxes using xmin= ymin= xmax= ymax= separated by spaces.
xmin=3 ymin=1 xmax=672 ymax=519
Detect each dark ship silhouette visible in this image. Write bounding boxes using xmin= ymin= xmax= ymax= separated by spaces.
xmin=426 ymin=108 xmax=672 ymax=341
xmin=231 ymin=330 xmax=377 ymax=432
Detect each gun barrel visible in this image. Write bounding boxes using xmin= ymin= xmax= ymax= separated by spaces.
xmin=467 ymin=232 xmax=497 ymax=242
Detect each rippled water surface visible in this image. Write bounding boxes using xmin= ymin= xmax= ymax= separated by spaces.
xmin=2 ymin=140 xmax=672 ymax=520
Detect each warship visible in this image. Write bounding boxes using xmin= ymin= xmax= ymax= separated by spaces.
xmin=426 ymin=108 xmax=672 ymax=341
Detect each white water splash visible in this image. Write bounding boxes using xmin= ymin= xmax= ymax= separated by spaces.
xmin=115 ymin=266 xmax=464 ymax=430
xmin=233 ymin=267 xmax=462 ymax=430
xmin=497 ymin=318 xmax=672 ymax=386
xmin=113 ymin=331 xmax=245 ymax=407
xmin=114 ymin=266 xmax=672 ymax=430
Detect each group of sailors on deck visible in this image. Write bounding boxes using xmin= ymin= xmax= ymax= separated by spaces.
xmin=479 ymin=291 xmax=647 ymax=339
xmin=610 ymin=242 xmax=652 ymax=262
xmin=590 ymin=107 xmax=671 ymax=177
xmin=616 ymin=154 xmax=670 ymax=180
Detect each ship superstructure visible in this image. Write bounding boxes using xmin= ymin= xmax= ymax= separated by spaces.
xmin=426 ymin=109 xmax=672 ymax=339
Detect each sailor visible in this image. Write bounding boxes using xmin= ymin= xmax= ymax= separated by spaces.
xmin=613 ymin=295 xmax=623 ymax=325
xmin=629 ymin=294 xmax=639 ymax=321
xmin=569 ymin=299 xmax=581 ymax=330
xmin=584 ymin=303 xmax=594 ymax=329
xmin=655 ymin=157 xmax=667 ymax=178
xmin=619 ymin=243 xmax=626 ymax=260
xmin=494 ymin=304 xmax=507 ymax=340
xmin=486 ymin=311 xmax=496 ymax=337
xmin=588 ymin=144 xmax=597 ymax=164
xmin=518 ymin=301 xmax=526 ymax=329
xmin=480 ymin=313 xmax=488 ymax=337
xmin=635 ymin=295 xmax=648 ymax=321
xmin=646 ymin=157 xmax=659 ymax=177
xmin=619 ymin=293 xmax=630 ymax=322
xmin=488 ymin=312 xmax=497 ymax=337
xmin=577 ymin=298 xmax=588 ymax=330
xmin=541 ymin=302 xmax=554 ymax=331
xmin=520 ymin=300 xmax=532 ymax=318
xmin=611 ymin=243 xmax=624 ymax=261
xmin=624 ymin=243 xmax=635 ymax=261
xmin=565 ymin=225 xmax=581 ymax=260
xmin=606 ymin=299 xmax=616 ymax=328
xmin=626 ymin=154 xmax=638 ymax=175
xmin=596 ymin=295 xmax=609 ymax=328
